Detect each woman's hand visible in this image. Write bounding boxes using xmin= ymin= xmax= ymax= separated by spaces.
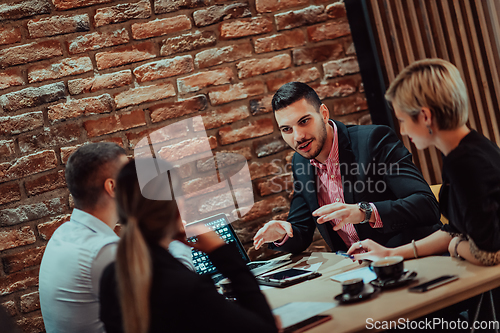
xmin=182 ymin=223 xmax=225 ymax=254
xmin=347 ymin=239 xmax=393 ymax=261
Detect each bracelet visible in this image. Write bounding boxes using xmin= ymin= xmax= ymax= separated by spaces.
xmin=454 ymin=238 xmax=465 ymax=260
xmin=411 ymin=239 xmax=418 ymax=259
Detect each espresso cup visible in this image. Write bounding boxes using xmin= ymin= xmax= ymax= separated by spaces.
xmin=342 ymin=278 xmax=364 ymax=296
xmin=370 ymin=256 xmax=404 ymax=282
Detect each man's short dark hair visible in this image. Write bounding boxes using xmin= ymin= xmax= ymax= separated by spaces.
xmin=66 ymin=142 xmax=126 ymax=210
xmin=272 ymin=82 xmax=322 ymax=112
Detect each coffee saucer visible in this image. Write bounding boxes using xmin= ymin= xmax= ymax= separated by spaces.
xmin=369 ymin=270 xmax=417 ymax=289
xmin=334 ymin=284 xmax=379 ymax=304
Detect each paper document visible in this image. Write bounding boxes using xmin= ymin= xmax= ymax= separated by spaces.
xmin=330 ymin=266 xmax=377 ymax=283
xmin=272 ymin=302 xmax=336 ymax=328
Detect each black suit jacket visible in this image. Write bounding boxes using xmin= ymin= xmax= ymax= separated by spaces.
xmin=271 ymin=120 xmax=440 ymax=254
xmin=100 ymin=243 xmax=277 ymax=333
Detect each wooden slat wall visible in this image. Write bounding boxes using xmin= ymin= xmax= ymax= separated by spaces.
xmin=367 ymin=0 xmax=500 ymax=185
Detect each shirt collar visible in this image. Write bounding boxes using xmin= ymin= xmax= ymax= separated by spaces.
xmin=70 ymin=208 xmax=118 ymax=238
xmin=310 ymin=120 xmax=338 ymax=169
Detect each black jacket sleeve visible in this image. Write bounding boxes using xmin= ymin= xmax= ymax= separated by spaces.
xmin=368 ymin=126 xmax=440 ymax=233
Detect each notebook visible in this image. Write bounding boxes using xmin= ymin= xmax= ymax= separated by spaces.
xmin=186 ymin=214 xmax=291 ymax=282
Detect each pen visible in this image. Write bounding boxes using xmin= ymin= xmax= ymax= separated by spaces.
xmin=335 ymin=251 xmax=355 ymax=259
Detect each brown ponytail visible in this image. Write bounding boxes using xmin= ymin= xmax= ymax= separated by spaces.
xmin=116 ymin=216 xmax=152 ymax=333
xmin=114 ymin=160 xmax=182 ymax=333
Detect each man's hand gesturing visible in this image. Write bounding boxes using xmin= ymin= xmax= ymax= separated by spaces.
xmin=253 ymin=221 xmax=293 ymax=250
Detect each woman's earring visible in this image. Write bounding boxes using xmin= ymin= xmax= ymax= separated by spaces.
xmin=426 ymin=125 xmax=433 ymax=135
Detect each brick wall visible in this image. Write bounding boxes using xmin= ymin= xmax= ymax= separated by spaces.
xmin=0 ymin=0 xmax=369 ymax=330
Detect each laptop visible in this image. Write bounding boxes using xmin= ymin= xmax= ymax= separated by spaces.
xmin=186 ymin=214 xmax=291 ymax=283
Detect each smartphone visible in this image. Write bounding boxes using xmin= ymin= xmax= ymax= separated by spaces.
xmin=257 ymin=268 xmax=322 ymax=287
xmin=408 ymin=275 xmax=458 ymax=293
xmin=282 ymin=315 xmax=332 ymax=333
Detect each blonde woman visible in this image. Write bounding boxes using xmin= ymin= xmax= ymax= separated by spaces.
xmin=99 ymin=160 xmax=278 ymax=333
xmin=348 ymin=58 xmax=500 ymax=266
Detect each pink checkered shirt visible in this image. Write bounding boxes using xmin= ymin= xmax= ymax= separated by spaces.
xmin=276 ymin=121 xmax=383 ymax=249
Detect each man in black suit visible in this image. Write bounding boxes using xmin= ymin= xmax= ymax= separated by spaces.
xmin=253 ymin=82 xmax=440 ymax=254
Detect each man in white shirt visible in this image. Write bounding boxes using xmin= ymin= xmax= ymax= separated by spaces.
xmin=39 ymin=142 xmax=128 ymax=333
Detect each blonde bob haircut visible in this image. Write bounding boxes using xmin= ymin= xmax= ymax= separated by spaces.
xmin=385 ymin=58 xmax=468 ymax=130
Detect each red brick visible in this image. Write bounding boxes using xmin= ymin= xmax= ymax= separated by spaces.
xmin=37 ymin=214 xmax=71 ymax=241
xmin=208 ymin=81 xmax=265 ymax=105
xmin=84 ymin=110 xmax=146 ymax=138
xmin=2 ymin=246 xmax=45 ymax=274
xmin=160 ymin=31 xmax=216 ymax=56
xmin=0 ymin=69 xmax=24 ymax=90
xmin=358 ymin=113 xmax=372 ymax=125
xmin=27 ymin=56 xmax=93 ymax=83
xmin=198 ymin=187 xmax=253 ymax=214
xmin=0 ymin=140 xmax=16 ymax=158
xmin=68 ymin=70 xmax=132 ymax=95
xmin=254 ymin=136 xmax=289 ymax=157
xmin=249 ymin=94 xmax=273 ymax=115
xmin=255 ymin=0 xmax=308 ymax=13
xmin=275 ymin=5 xmax=327 ymax=31
xmin=310 ymin=77 xmax=358 ymax=100
xmin=67 ymin=28 xmax=129 ymax=55
xmin=199 ymin=105 xmax=250 ymax=130
xmin=131 ymin=15 xmax=191 ymax=40
xmin=193 ymin=3 xmax=251 ymax=27
xmin=149 ymin=95 xmax=208 ymax=123
xmin=331 ymin=94 xmax=368 ymax=116
xmin=0 ymin=197 xmax=66 ymax=227
xmin=182 ymin=175 xmax=227 ymax=199
xmin=0 ymin=40 xmax=62 ymax=69
xmin=126 ymin=123 xmax=188 ymax=149
xmin=114 ymin=82 xmax=176 ymax=109
xmin=96 ymin=41 xmax=156 ymax=70
xmin=219 ymin=118 xmax=274 ymax=145
xmin=25 ymin=170 xmax=66 ymax=196
xmin=0 ymin=150 xmax=58 ymax=183
xmin=335 ymin=110 xmax=371 ymax=126
xmin=326 ymin=1 xmax=347 ymax=18
xmin=154 ymin=0 xmax=210 ymax=14
xmin=307 ymin=20 xmax=351 ymax=42
xmin=233 ymin=196 xmax=289 ymax=222
xmin=0 ymin=0 xmax=51 ymax=21
xmin=346 ymin=41 xmax=356 ymax=56
xmin=266 ymin=67 xmax=320 ymax=92
xmin=48 ymin=94 xmax=114 ymax=122
xmin=27 ymin=14 xmax=90 ymax=38
xmin=52 ymin=0 xmax=112 ymax=10
xmin=219 ymin=17 xmax=273 ymax=39
xmin=195 ymin=146 xmax=252 ymax=173
xmin=292 ymin=42 xmax=343 ymax=66
xmin=258 ymin=173 xmax=293 ymax=196
xmin=0 ymin=27 xmax=22 ymax=46
xmin=249 ymin=161 xmax=281 ymax=180
xmin=94 ymin=0 xmax=151 ymax=27
xmin=0 ymin=82 xmax=65 ymax=112
xmin=0 ymin=111 xmax=43 ymax=136
xmin=20 ymin=291 xmax=39 ymax=313
xmin=60 ymin=144 xmax=84 ymax=164
xmin=1 ymin=300 xmax=17 ymax=316
xmin=177 ymin=67 xmax=234 ymax=94
xmin=195 ymin=42 xmax=252 ymax=69
xmin=134 ymin=55 xmax=193 ymax=83
xmin=0 ymin=269 xmax=38 ymax=296
xmin=323 ymin=56 xmax=360 ymax=78
xmin=0 ymin=226 xmax=36 ymax=252
xmin=157 ymin=137 xmax=213 ymax=162
xmin=236 ymin=54 xmax=291 ymax=79
xmin=254 ymin=30 xmax=305 ymax=54
xmin=92 ymin=137 xmax=124 ymax=148
xmin=19 ymin=123 xmax=81 ymax=153
xmin=0 ymin=183 xmax=21 ymax=206
xmin=16 ymin=315 xmax=45 ymax=333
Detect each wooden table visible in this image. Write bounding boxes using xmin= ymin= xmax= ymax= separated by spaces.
xmin=262 ymin=253 xmax=500 ymax=332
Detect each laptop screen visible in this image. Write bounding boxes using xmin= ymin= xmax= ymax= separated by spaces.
xmin=186 ymin=214 xmax=249 ymax=276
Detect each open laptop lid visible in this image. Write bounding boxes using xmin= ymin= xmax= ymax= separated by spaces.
xmin=186 ymin=213 xmax=250 ymax=276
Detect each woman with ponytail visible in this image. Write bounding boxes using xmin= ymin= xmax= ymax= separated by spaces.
xmin=99 ymin=160 xmax=278 ymax=333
